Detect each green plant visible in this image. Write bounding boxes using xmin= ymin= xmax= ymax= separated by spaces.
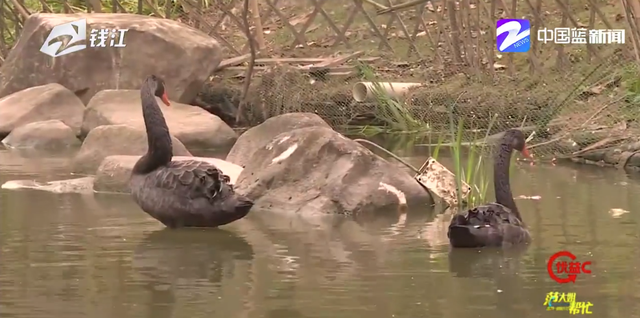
xmin=620 ymin=63 xmax=640 ymax=103
xmin=460 ymin=115 xmax=498 ymax=208
xmin=425 ymin=98 xmax=501 ymax=209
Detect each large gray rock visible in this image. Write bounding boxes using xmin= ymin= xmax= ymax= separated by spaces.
xmin=94 ymin=155 xmax=243 ymax=193
xmin=0 ymin=84 xmax=85 ymax=137
xmin=1 ymin=120 xmax=80 ymax=150
xmin=226 ymin=113 xmax=331 ymax=167
xmin=82 ymin=90 xmax=237 ymax=150
xmin=73 ymin=124 xmax=192 ymax=174
xmin=233 ymin=126 xmax=434 ymax=216
xmin=0 ymin=13 xmax=223 ymax=104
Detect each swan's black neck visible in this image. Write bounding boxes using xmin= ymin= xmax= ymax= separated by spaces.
xmin=132 ymin=79 xmax=173 ymax=174
xmin=494 ymin=142 xmax=523 ymax=222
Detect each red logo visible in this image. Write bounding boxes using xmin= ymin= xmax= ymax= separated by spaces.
xmin=547 ymin=251 xmax=592 ymax=284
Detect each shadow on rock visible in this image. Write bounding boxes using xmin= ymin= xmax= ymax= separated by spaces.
xmin=132 ymin=228 xmax=254 ymax=284
xmin=447 ymin=245 xmax=530 ymax=278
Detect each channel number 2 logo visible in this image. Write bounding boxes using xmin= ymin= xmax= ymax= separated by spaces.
xmin=496 ymin=19 xmax=531 ymax=53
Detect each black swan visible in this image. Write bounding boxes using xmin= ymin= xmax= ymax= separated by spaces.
xmin=447 ymin=129 xmax=532 ymax=248
xmin=129 ymin=75 xmax=254 ymax=228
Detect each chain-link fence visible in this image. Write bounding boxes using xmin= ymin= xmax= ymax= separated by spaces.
xmin=2 ymin=0 xmax=640 ymax=165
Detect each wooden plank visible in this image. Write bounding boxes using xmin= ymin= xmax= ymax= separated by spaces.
xmin=327 ymin=71 xmax=355 ymax=76
xmin=360 ymin=56 xmax=381 ymax=62
xmin=229 ymin=70 xmax=355 ymax=79
xmin=217 ymin=54 xmax=378 ymax=73
xmin=223 ymin=66 xmax=355 ymax=72
xmin=252 ymin=56 xmax=378 ymax=64
xmin=255 ymin=57 xmax=326 ymax=64
xmin=311 ymin=66 xmax=355 ymax=72
xmin=309 ymin=51 xmax=364 ymax=70
xmin=223 ymin=66 xmax=271 ymax=71
xmin=216 ymin=53 xmax=253 ymax=71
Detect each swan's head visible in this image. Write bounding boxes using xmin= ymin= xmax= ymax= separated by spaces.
xmin=148 ymin=74 xmax=171 ymax=106
xmin=504 ymin=129 xmax=531 ymax=158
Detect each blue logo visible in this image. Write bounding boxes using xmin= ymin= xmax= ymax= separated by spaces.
xmin=496 ymin=19 xmax=531 ymax=53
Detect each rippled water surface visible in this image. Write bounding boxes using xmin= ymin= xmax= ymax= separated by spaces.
xmin=1 ymin=142 xmax=639 ymax=318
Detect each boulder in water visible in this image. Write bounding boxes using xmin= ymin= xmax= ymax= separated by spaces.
xmin=1 ymin=120 xmax=80 ymax=150
xmin=0 ymin=84 xmax=85 ymax=137
xmin=226 ymin=112 xmax=331 ymax=167
xmin=73 ymin=124 xmax=191 ymax=174
xmin=231 ymin=125 xmax=434 ymax=216
xmin=94 ymin=155 xmax=243 ymax=193
xmin=82 ymin=90 xmax=237 ymax=151
xmin=0 ymin=13 xmax=223 ymax=104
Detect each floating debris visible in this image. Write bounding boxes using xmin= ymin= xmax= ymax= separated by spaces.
xmin=608 ymin=208 xmax=629 ymax=218
xmin=516 ymin=195 xmax=542 ymax=200
xmin=415 ymin=157 xmax=471 ymax=207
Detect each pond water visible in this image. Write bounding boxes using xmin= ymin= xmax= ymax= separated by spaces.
xmin=1 ymin=138 xmax=639 ymax=318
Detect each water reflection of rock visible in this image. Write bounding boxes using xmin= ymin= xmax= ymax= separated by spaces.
xmin=131 ymin=229 xmax=254 ymax=318
xmin=420 ymin=208 xmax=457 ymax=248
xmin=229 ymin=206 xmax=436 ymax=284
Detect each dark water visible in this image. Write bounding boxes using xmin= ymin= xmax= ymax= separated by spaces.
xmin=1 ymin=142 xmax=639 ymax=318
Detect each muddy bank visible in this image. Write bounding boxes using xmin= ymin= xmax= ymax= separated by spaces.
xmin=532 ymin=123 xmax=640 ymax=171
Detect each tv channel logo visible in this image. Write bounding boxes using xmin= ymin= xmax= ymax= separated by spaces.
xmin=496 ymin=19 xmax=531 ymax=53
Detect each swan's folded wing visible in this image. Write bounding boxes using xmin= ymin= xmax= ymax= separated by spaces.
xmin=464 ymin=203 xmax=509 ymax=225
xmin=501 ymin=223 xmax=531 ymax=245
xmin=150 ymin=160 xmax=232 ymax=201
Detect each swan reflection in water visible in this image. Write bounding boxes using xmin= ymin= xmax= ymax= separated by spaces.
xmin=448 ymin=245 xmax=529 ymax=278
xmin=131 ymin=229 xmax=254 ymax=318
xmin=133 ymin=228 xmax=254 ymax=281
xmin=448 ymin=246 xmax=535 ymax=316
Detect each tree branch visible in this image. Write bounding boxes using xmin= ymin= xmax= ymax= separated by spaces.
xmin=236 ymin=0 xmax=257 ymax=125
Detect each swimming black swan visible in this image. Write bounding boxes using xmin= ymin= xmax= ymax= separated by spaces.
xmin=447 ymin=129 xmax=532 ymax=248
xmin=129 ymin=75 xmax=254 ymax=228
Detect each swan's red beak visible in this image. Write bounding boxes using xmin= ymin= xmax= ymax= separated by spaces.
xmin=161 ymin=92 xmax=171 ymax=106
xmin=521 ymin=147 xmax=532 ymax=159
